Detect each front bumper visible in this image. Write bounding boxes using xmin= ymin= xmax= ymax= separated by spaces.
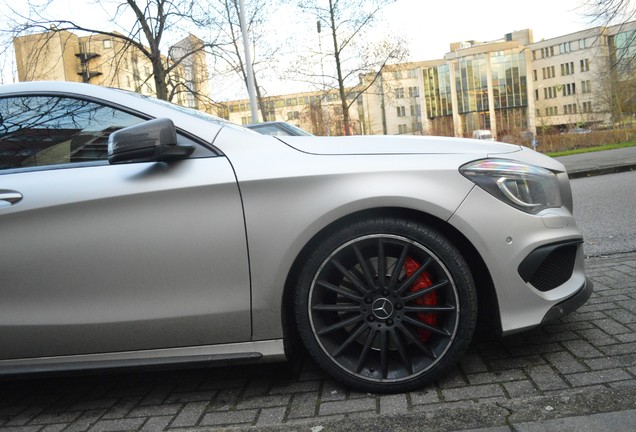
xmin=541 ymin=277 xmax=593 ymax=324
xmin=449 ymin=185 xmax=589 ymax=334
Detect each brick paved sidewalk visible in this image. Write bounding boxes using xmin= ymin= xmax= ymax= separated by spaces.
xmin=1 ymin=253 xmax=635 ymax=432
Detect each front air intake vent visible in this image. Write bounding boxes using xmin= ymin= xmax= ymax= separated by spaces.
xmin=518 ymin=241 xmax=580 ymax=292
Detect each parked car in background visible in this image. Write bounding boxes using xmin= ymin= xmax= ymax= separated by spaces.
xmin=0 ymin=82 xmax=591 ymax=393
xmin=472 ymin=129 xmax=494 ymax=140
xmin=246 ymin=121 xmax=313 ymax=136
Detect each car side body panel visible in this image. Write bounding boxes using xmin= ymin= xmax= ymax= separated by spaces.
xmin=0 ymin=158 xmax=250 ymax=359
xmin=215 ymin=128 xmax=487 ymax=340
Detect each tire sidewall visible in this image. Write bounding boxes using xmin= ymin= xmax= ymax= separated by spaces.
xmin=294 ymin=217 xmax=477 ymax=393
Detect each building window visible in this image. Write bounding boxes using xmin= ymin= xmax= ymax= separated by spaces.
xmin=563 ymin=82 xmax=576 ymax=96
xmin=580 ymin=58 xmax=590 ymax=72
xmin=408 ymin=86 xmax=420 ymax=97
xmin=536 ymin=108 xmax=541 ymax=117
xmin=542 ymin=66 xmax=556 ymax=79
xmin=533 ymin=70 xmax=537 ymax=81
xmin=582 ymin=80 xmax=592 ymax=93
xmin=563 ymin=103 xmax=577 ymax=114
xmin=544 ymin=86 xmax=559 ymax=99
xmin=398 ymin=124 xmax=408 ymax=134
xmin=395 ymin=88 xmax=404 ymax=98
xmin=241 ymin=116 xmax=252 ymax=125
xmin=103 ymin=39 xmax=112 ymax=49
xmin=582 ymin=101 xmax=593 ymax=113
xmin=287 ymin=111 xmax=300 ymax=120
xmin=397 ymin=106 xmax=406 ymax=117
xmin=534 ymin=89 xmax=539 ymax=100
xmin=561 ymin=61 xmax=575 ymax=75
xmin=407 ymin=69 xmax=417 ymax=78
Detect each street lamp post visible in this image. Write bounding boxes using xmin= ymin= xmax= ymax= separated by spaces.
xmin=317 ymin=20 xmax=330 ymax=136
xmin=239 ymin=0 xmax=259 ymax=124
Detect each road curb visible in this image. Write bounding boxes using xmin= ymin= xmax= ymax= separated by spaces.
xmin=567 ymin=164 xmax=636 ymax=179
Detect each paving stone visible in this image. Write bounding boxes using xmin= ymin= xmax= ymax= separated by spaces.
xmin=466 ymin=369 xmax=526 ymax=385
xmin=459 ymin=352 xmax=489 ymax=374
xmin=442 ymin=384 xmax=504 ymax=401
xmin=319 ymin=380 xmax=347 ymax=402
xmin=235 ymin=394 xmax=291 ymax=410
xmin=127 ymin=403 xmax=181 ymax=417
xmin=319 ymin=398 xmax=376 ymax=416
xmin=170 ymin=401 xmax=208 ymax=427
xmin=64 ymin=409 xmax=106 ymax=432
xmin=577 ymin=328 xmax=618 ymax=346
xmin=287 ymin=392 xmax=319 ymax=419
xmin=269 ymin=380 xmax=322 ymax=394
xmin=140 ymin=416 xmax=173 ymax=432
xmin=585 ymin=354 xmax=636 ymax=370
xmin=100 ymin=396 xmax=140 ymax=420
xmin=200 ymin=409 xmax=258 ymax=426
xmin=4 ymin=407 xmax=45 ymax=427
xmin=87 ymin=417 xmax=146 ymax=431
xmin=544 ymin=350 xmax=588 ymax=374
xmin=503 ymin=380 xmax=539 ymax=398
xmin=562 ymin=339 xmax=605 ymax=358
xmin=379 ymin=394 xmax=409 ymax=415
xmin=40 ymin=424 xmax=68 ymax=432
xmin=164 ymin=391 xmax=216 ymax=404
xmin=526 ymin=365 xmax=569 ymax=391
xmin=602 ymin=341 xmax=636 ymax=356
xmin=566 ymin=368 xmax=633 ymax=386
xmin=256 ymin=407 xmax=287 ymax=426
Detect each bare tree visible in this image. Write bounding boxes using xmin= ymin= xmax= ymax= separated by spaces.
xmin=2 ymin=0 xmax=221 ymax=104
xmin=583 ymin=0 xmax=636 ymax=24
xmin=207 ymin=0 xmax=279 ymax=121
xmin=295 ymin=0 xmax=408 ymax=135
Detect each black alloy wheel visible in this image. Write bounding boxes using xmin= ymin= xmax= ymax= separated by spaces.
xmin=295 ymin=217 xmax=477 ymax=393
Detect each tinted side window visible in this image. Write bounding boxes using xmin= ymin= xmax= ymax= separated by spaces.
xmin=0 ymin=96 xmax=144 ymax=170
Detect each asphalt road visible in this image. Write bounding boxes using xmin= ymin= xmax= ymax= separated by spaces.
xmin=571 ymin=170 xmax=636 ymax=257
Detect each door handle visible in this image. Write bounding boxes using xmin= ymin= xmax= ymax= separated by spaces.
xmin=0 ymin=191 xmax=23 ymax=206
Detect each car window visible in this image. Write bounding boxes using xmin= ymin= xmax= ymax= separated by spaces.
xmin=0 ymin=96 xmax=144 ymax=171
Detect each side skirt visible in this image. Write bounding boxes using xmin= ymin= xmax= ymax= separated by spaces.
xmin=0 ymin=339 xmax=286 ymax=376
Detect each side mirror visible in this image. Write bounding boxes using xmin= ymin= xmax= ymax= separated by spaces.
xmin=108 ymin=118 xmax=194 ymax=164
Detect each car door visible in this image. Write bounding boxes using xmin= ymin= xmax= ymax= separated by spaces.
xmin=0 ymin=94 xmax=250 ymax=360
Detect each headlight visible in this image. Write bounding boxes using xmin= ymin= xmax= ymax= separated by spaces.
xmin=459 ymin=159 xmax=562 ymax=214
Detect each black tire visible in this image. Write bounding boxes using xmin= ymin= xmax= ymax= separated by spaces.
xmin=295 ymin=217 xmax=477 ymax=393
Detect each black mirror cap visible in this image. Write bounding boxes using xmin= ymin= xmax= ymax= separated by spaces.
xmin=108 ymin=118 xmax=194 ymax=164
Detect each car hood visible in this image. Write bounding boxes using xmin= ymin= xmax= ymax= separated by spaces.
xmin=276 ymin=135 xmax=522 ymax=156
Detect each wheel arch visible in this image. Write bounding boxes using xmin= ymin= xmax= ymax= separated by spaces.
xmin=280 ymin=207 xmax=501 ymax=359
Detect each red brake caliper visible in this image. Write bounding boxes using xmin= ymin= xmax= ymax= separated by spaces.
xmin=404 ymin=257 xmax=438 ymax=342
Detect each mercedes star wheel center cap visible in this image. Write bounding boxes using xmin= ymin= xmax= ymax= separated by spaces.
xmin=372 ymin=298 xmax=394 ymax=320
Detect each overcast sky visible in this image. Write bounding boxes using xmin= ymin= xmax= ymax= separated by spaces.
xmin=385 ymin=0 xmax=593 ymax=60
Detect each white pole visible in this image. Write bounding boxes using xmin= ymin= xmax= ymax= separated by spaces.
xmin=239 ymin=0 xmax=259 ymax=124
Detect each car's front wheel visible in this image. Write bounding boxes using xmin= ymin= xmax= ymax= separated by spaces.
xmin=295 ymin=217 xmax=477 ymax=393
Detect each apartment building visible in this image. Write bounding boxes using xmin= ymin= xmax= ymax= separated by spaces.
xmin=359 ymin=61 xmax=432 ymax=136
xmin=420 ymin=30 xmax=534 ymax=140
xmin=13 ymin=30 xmax=218 ymax=115
xmin=531 ymin=21 xmax=636 ymax=131
xmin=227 ymin=23 xmax=633 ymax=138
xmin=225 ymin=89 xmax=364 ymax=136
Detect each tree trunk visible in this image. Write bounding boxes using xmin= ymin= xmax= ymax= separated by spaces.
xmin=329 ymin=0 xmax=351 ymax=135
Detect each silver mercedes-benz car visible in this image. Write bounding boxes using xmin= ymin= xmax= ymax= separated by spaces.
xmin=0 ymin=82 xmax=591 ymax=393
